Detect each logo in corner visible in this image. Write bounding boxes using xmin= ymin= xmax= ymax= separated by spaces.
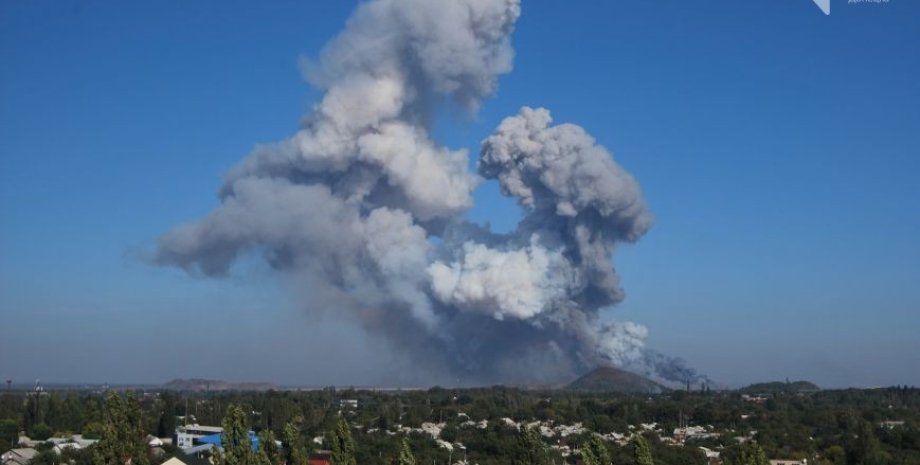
xmin=812 ymin=0 xmax=831 ymax=15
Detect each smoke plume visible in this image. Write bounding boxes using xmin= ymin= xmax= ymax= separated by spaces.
xmin=156 ymin=0 xmax=704 ymax=386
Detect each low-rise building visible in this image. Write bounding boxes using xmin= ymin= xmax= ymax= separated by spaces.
xmin=161 ymin=458 xmax=189 ymax=465
xmin=71 ymin=435 xmax=99 ymax=448
xmin=673 ymin=426 xmax=719 ymax=443
xmin=1 ymin=448 xmax=38 ymax=465
xmin=175 ymin=424 xmax=223 ymax=449
xmin=15 ymin=436 xmax=40 ymax=448
xmin=339 ymin=399 xmax=358 ymax=409
xmin=309 ymin=450 xmax=332 ymax=465
xmin=880 ymin=421 xmax=905 ymax=429
xmin=699 ymin=447 xmax=722 ymax=465
xmin=195 ymin=431 xmax=261 ymax=451
xmin=52 ymin=442 xmax=83 ymax=454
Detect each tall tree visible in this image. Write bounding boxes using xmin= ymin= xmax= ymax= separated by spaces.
xmin=329 ymin=417 xmax=356 ymax=465
xmin=632 ymin=434 xmax=654 ymax=465
xmin=398 ymin=437 xmax=417 ymax=465
xmin=282 ymin=421 xmax=308 ymax=465
xmin=750 ymin=443 xmax=769 ymax=465
xmin=515 ymin=424 xmax=549 ymax=465
xmin=219 ymin=404 xmax=255 ymax=465
xmin=0 ymin=418 xmax=18 ymax=453
xmin=849 ymin=421 xmax=882 ymax=465
xmin=581 ymin=436 xmax=612 ymax=465
xmin=156 ymin=392 xmax=178 ymax=438
xmin=93 ymin=391 xmax=149 ymax=465
xmin=259 ymin=429 xmax=282 ymax=465
xmin=582 ymin=445 xmax=598 ymax=465
xmin=723 ymin=442 xmax=769 ymax=465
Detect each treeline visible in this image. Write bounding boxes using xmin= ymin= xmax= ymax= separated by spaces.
xmin=1 ymin=385 xmax=919 ymax=464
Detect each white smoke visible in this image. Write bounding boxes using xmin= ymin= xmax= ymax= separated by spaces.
xmin=156 ymin=0 xmax=703 ymax=385
xmin=428 ymin=237 xmax=566 ymax=321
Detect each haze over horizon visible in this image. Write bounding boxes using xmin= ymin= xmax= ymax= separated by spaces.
xmin=1 ymin=0 xmax=918 ymax=390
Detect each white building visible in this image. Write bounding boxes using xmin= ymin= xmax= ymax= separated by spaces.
xmin=880 ymin=420 xmax=905 ymax=429
xmin=175 ymin=424 xmax=223 ymax=449
xmin=673 ymin=426 xmax=720 ymax=443
xmin=339 ymin=399 xmax=358 ymax=409
xmin=1 ymin=448 xmax=38 ymax=465
xmin=53 ymin=442 xmax=83 ymax=454
xmin=161 ymin=458 xmax=190 ymax=465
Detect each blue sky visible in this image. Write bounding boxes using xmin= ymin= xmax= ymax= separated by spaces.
xmin=1 ymin=0 xmax=918 ymax=388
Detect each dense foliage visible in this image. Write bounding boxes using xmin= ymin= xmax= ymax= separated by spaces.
xmin=92 ymin=391 xmax=149 ymax=465
xmin=1 ymin=384 xmax=919 ymax=464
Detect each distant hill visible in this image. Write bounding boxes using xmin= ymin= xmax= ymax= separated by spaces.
xmin=740 ymin=380 xmax=820 ymax=394
xmin=162 ymin=378 xmax=277 ymax=392
xmin=567 ymin=366 xmax=666 ymax=394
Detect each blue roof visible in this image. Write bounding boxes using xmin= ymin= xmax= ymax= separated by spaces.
xmin=196 ymin=431 xmax=259 ymax=451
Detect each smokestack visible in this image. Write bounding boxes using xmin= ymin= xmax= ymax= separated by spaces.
xmin=154 ymin=0 xmax=706 ymax=386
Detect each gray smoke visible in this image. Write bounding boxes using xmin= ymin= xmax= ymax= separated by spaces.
xmin=632 ymin=350 xmax=715 ymax=388
xmin=156 ymin=0 xmax=702 ymax=386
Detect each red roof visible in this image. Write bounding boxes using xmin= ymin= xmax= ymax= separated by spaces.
xmin=308 ymin=452 xmax=332 ymax=465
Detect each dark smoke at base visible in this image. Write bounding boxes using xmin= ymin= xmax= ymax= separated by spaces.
xmin=154 ymin=0 xmax=710 ymax=387
xmin=629 ymin=350 xmax=715 ymax=388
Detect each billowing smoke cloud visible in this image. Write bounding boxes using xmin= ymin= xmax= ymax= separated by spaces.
xmin=156 ymin=0 xmax=703 ymax=386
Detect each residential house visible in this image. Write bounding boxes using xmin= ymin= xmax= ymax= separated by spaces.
xmin=15 ymin=437 xmax=39 ymax=448
xmin=309 ymin=450 xmax=332 ymax=465
xmin=673 ymin=426 xmax=719 ymax=443
xmin=699 ymin=446 xmax=722 ymax=465
xmin=880 ymin=421 xmax=905 ymax=429
xmin=71 ymin=435 xmax=100 ymax=448
xmin=1 ymin=448 xmax=38 ymax=465
xmin=161 ymin=458 xmax=189 ymax=465
xmin=53 ymin=442 xmax=83 ymax=455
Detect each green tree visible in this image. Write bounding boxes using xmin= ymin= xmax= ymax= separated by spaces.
xmin=749 ymin=443 xmax=769 ymax=465
xmin=282 ymin=421 xmax=308 ymax=465
xmin=29 ymin=449 xmax=61 ymax=465
xmin=849 ymin=421 xmax=882 ymax=465
xmin=93 ymin=391 xmax=149 ymax=465
xmin=723 ymin=442 xmax=769 ymax=465
xmin=259 ymin=429 xmax=281 ymax=465
xmin=515 ymin=424 xmax=548 ymax=465
xmin=31 ymin=423 xmax=53 ymax=440
xmin=329 ymin=417 xmax=356 ymax=465
xmin=83 ymin=421 xmax=106 ymax=440
xmin=440 ymin=424 xmax=459 ymax=443
xmin=218 ymin=404 xmax=255 ymax=465
xmin=632 ymin=434 xmax=654 ymax=465
xmin=156 ymin=392 xmax=178 ymax=439
xmin=581 ymin=436 xmax=612 ymax=465
xmin=823 ymin=445 xmax=846 ymax=465
xmin=0 ymin=418 xmax=18 ymax=452
xmin=398 ymin=437 xmax=417 ymax=465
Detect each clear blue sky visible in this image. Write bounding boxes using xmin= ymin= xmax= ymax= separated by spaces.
xmin=1 ymin=0 xmax=918 ymax=388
